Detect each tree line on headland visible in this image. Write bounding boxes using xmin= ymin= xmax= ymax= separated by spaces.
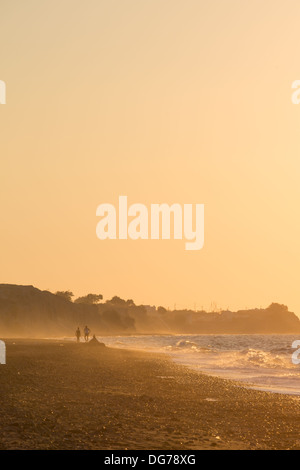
xmin=0 ymin=284 xmax=299 ymax=337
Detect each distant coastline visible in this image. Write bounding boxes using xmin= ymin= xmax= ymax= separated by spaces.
xmin=0 ymin=284 xmax=299 ymax=337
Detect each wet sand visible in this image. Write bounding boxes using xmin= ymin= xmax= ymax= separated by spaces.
xmin=0 ymin=339 xmax=300 ymax=450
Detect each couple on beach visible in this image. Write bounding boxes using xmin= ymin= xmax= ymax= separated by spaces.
xmin=75 ymin=325 xmax=90 ymax=343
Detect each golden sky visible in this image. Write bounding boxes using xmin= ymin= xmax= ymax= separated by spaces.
xmin=1 ymin=0 xmax=300 ymax=315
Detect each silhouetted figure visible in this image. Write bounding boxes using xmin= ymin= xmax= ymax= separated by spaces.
xmin=84 ymin=325 xmax=90 ymax=342
xmin=88 ymin=335 xmax=106 ymax=347
xmin=75 ymin=327 xmax=81 ymax=343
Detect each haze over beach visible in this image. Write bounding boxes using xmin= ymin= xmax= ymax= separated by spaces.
xmin=1 ymin=0 xmax=300 ymax=452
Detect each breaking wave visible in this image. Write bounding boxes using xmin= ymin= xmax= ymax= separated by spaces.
xmin=95 ymin=334 xmax=300 ymax=395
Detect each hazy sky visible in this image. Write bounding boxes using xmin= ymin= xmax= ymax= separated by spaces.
xmin=1 ymin=0 xmax=300 ymax=315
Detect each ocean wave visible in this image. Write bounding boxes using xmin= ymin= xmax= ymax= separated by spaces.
xmin=165 ymin=339 xmax=212 ymax=353
xmin=94 ymin=334 xmax=300 ymax=395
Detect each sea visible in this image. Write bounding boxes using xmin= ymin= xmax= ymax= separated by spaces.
xmin=94 ymin=334 xmax=300 ymax=396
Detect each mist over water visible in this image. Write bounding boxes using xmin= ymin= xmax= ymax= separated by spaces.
xmin=94 ymin=334 xmax=300 ymax=396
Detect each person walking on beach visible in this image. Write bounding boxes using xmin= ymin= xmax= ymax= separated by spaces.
xmin=75 ymin=327 xmax=81 ymax=343
xmin=84 ymin=325 xmax=90 ymax=342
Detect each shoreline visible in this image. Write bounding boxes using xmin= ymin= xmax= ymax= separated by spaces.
xmin=12 ymin=334 xmax=300 ymax=397
xmin=4 ymin=334 xmax=300 ymax=397
xmin=91 ymin=333 xmax=300 ymax=398
xmin=1 ymin=339 xmax=300 ymax=449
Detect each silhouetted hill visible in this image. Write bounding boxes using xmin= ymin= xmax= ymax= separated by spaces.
xmin=153 ymin=304 xmax=300 ymax=334
xmin=0 ymin=284 xmax=299 ymax=337
xmin=0 ymin=284 xmax=135 ymax=337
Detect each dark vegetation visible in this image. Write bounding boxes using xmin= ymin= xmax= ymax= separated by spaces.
xmin=0 ymin=284 xmax=299 ymax=337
